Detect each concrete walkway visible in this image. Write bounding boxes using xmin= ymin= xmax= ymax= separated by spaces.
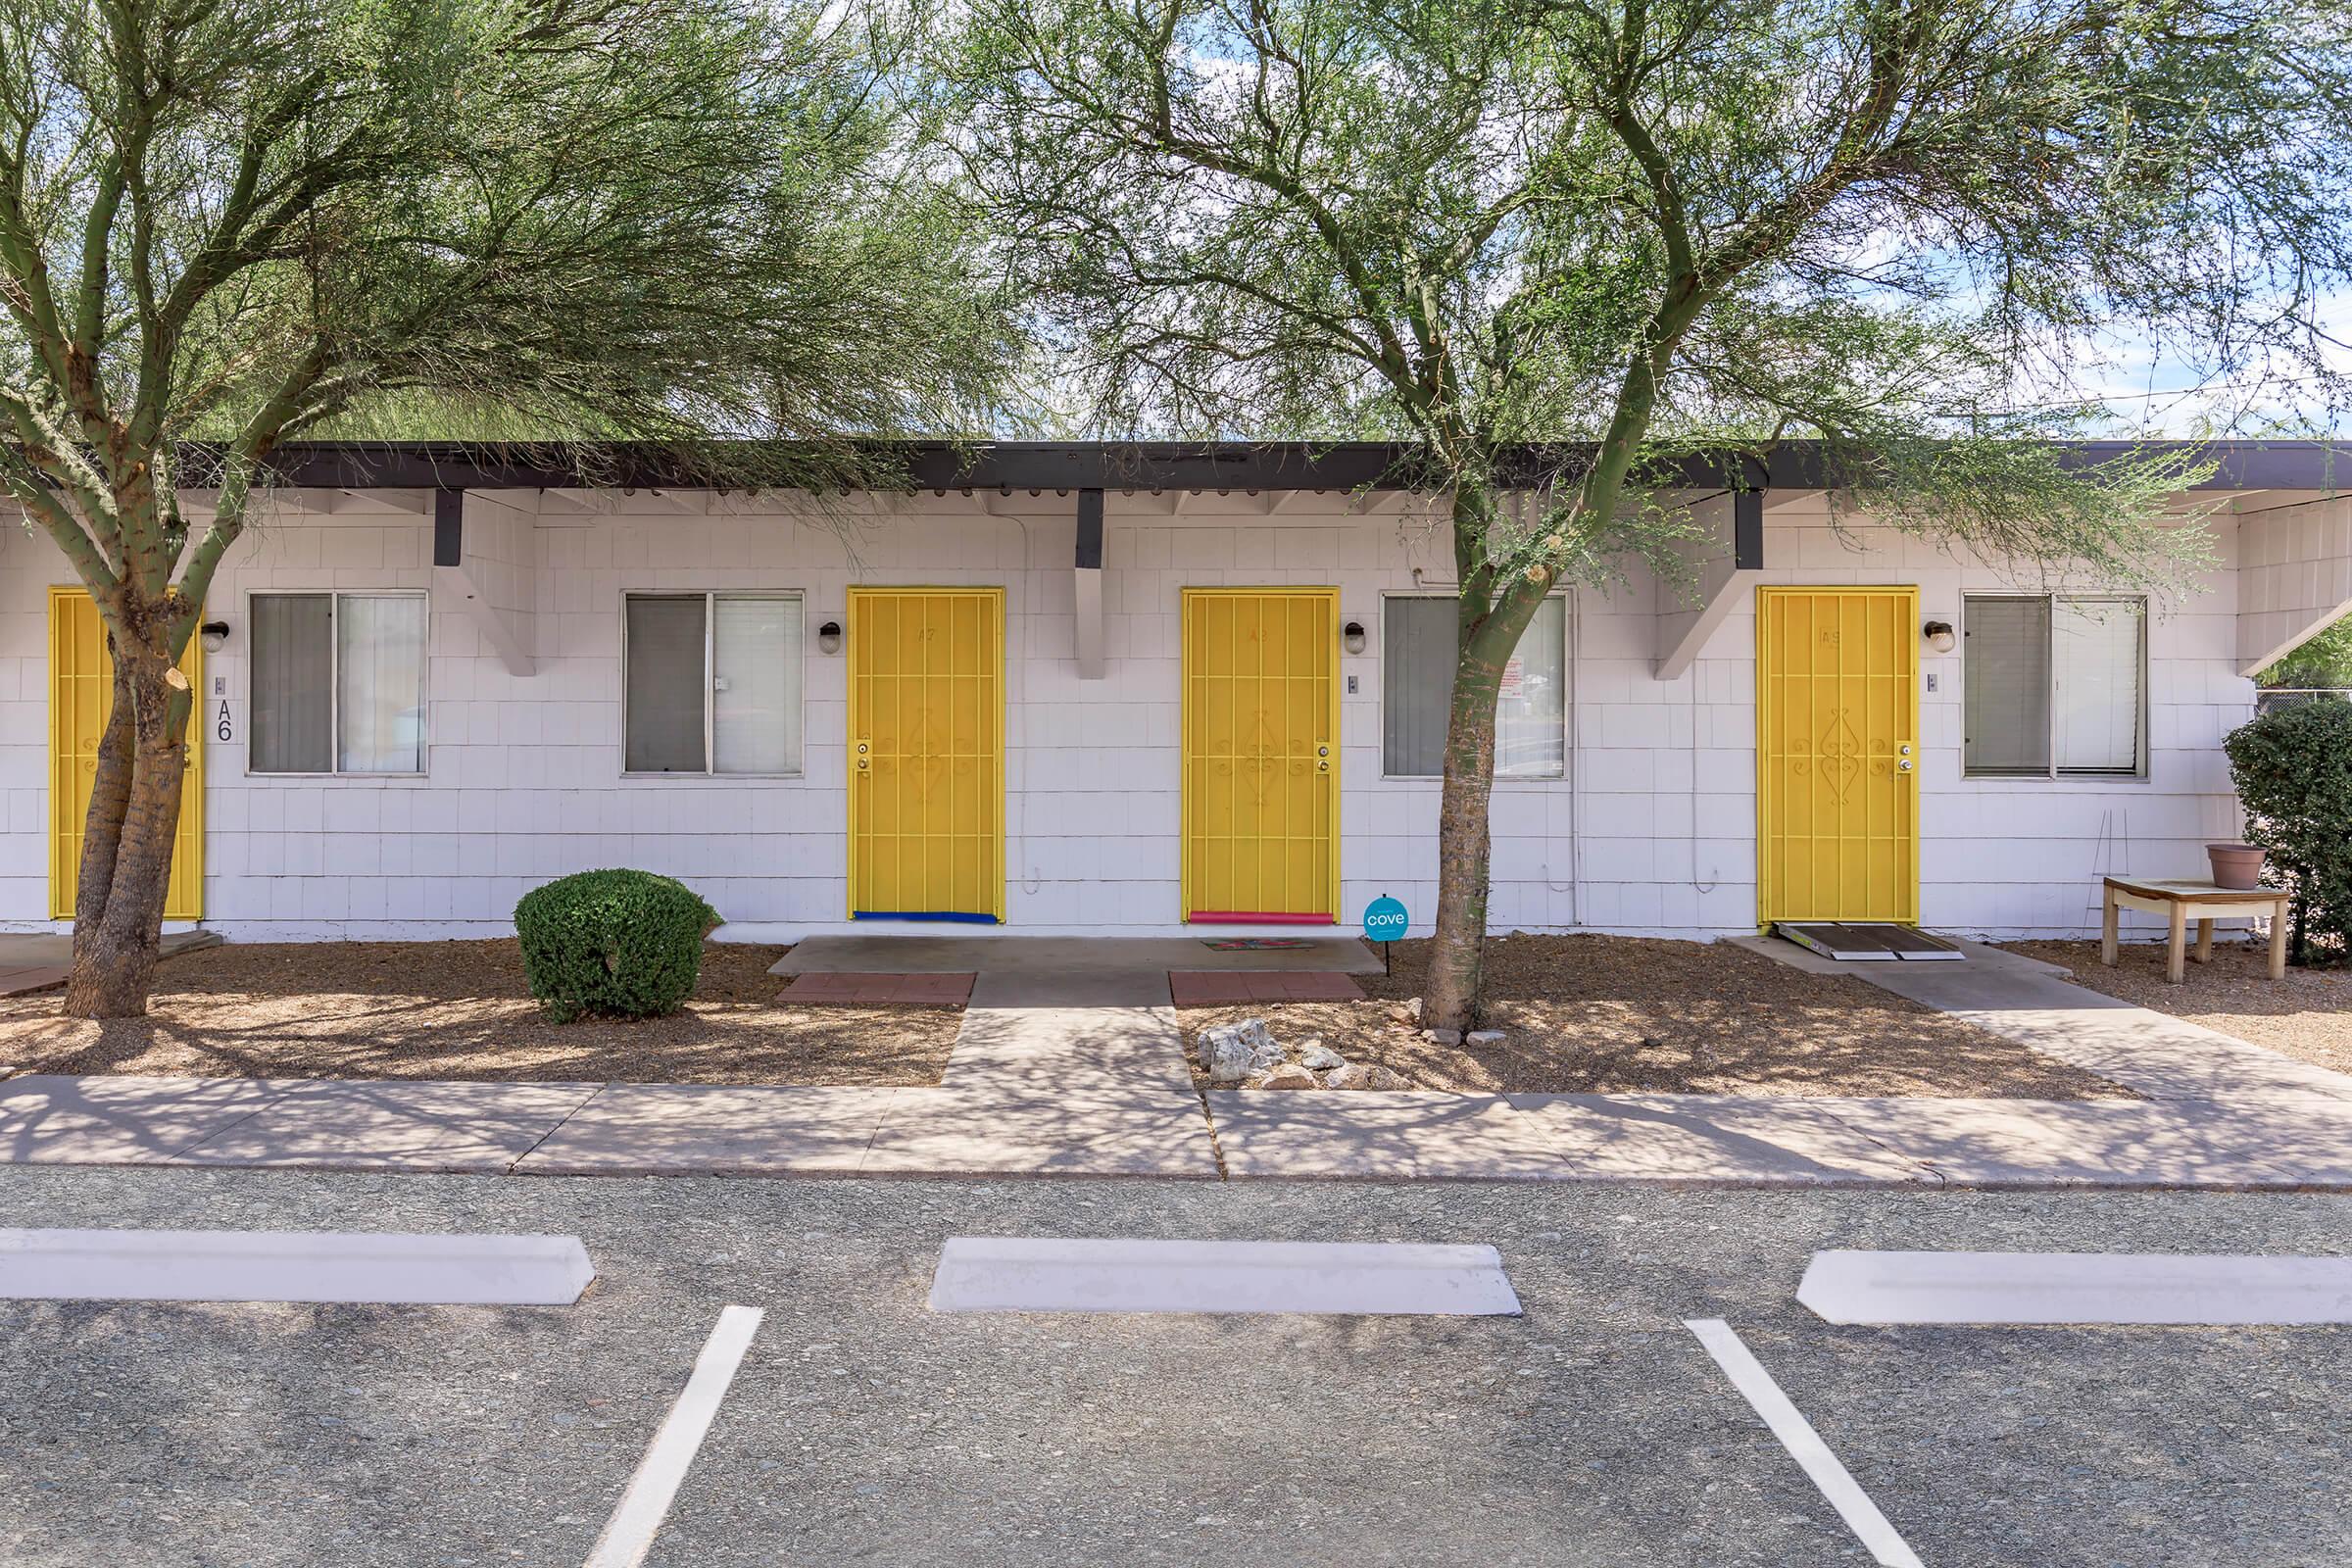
xmin=4 ymin=1069 xmax=2345 ymax=1187
xmin=1735 ymin=932 xmax=2352 ymax=1106
xmin=4 ymin=934 xmax=2347 ymax=1188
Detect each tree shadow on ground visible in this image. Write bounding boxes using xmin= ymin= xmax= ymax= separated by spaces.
xmin=1181 ymin=934 xmax=2133 ymax=1100
xmin=0 ymin=941 xmax=959 ymax=1087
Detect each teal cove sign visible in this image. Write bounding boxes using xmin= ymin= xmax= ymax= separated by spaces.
xmin=1361 ymin=896 xmax=1409 ymax=944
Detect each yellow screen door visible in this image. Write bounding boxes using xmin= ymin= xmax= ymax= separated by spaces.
xmin=1756 ymin=585 xmax=1918 ymax=925
xmin=1181 ymin=587 xmax=1340 ymax=923
xmin=50 ymin=586 xmax=204 ymax=920
xmin=847 ymin=587 xmax=1004 ymax=922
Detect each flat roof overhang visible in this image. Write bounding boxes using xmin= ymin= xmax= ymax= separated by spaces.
xmin=177 ymin=438 xmax=2352 ymax=496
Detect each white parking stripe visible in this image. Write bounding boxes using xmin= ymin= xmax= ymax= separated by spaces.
xmin=584 ymin=1305 xmax=764 ymax=1568
xmin=1684 ymin=1318 xmax=1925 ymax=1568
xmin=1798 ymin=1250 xmax=2352 ymax=1326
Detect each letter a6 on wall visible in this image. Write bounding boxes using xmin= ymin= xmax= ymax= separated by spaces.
xmin=1362 ymin=896 xmax=1408 ymax=943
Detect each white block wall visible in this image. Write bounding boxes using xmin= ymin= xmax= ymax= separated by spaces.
xmin=0 ymin=487 xmax=2256 ymax=941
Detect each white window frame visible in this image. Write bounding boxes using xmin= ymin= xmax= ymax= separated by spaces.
xmin=1961 ymin=591 xmax=2149 ymax=780
xmin=620 ymin=588 xmax=806 ymax=779
xmin=243 ymin=588 xmax=431 ymax=778
xmin=1378 ymin=589 xmax=1571 ymax=782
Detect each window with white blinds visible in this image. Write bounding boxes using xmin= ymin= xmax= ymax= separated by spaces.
xmin=250 ymin=592 xmax=426 ymax=775
xmin=624 ymin=592 xmax=804 ymax=775
xmin=1961 ymin=597 xmax=2052 ymax=775
xmin=1383 ymin=595 xmax=1566 ymax=777
xmin=1963 ymin=594 xmax=2144 ymax=778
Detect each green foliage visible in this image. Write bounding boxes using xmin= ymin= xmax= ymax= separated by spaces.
xmin=514 ymin=870 xmax=720 ymax=1022
xmin=0 ymin=0 xmax=1014 ymax=648
xmin=2224 ymin=702 xmax=2352 ymax=965
xmin=2258 ymin=614 xmax=2352 ymax=690
xmin=938 ymin=0 xmax=2352 ymax=604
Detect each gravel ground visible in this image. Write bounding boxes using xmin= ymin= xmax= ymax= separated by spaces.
xmin=0 ymin=940 xmax=958 ymax=1086
xmin=2007 ymin=940 xmax=2352 ymax=1077
xmin=1178 ymin=934 xmax=2132 ymax=1099
xmin=0 ymin=1166 xmax=2343 ymax=1568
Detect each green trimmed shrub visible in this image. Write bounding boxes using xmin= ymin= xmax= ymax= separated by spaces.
xmin=514 ymin=869 xmax=721 ymax=1022
xmin=2224 ymin=699 xmax=2352 ymax=965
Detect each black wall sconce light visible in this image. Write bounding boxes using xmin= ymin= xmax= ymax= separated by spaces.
xmin=199 ymin=619 xmax=231 ymax=653
xmin=1921 ymin=619 xmax=1955 ymax=655
xmin=1342 ymin=620 xmax=1367 ymax=655
xmin=817 ymin=620 xmax=843 ymax=655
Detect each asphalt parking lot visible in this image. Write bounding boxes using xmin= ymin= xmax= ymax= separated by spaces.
xmin=1 ymin=1168 xmax=2345 ymax=1567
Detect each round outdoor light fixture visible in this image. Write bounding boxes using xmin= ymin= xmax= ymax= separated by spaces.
xmin=199 ymin=619 xmax=231 ymax=653
xmin=817 ymin=620 xmax=843 ymax=655
xmin=1342 ymin=620 xmax=1367 ymax=655
xmin=1922 ymin=619 xmax=1955 ymax=654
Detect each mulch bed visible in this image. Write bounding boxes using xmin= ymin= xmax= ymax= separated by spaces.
xmin=1176 ymin=934 xmax=2134 ymax=1100
xmin=2007 ymin=939 xmax=2352 ymax=1077
xmin=0 ymin=940 xmax=959 ymax=1087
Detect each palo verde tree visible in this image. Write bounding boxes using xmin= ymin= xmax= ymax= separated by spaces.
xmin=1 ymin=0 xmax=1008 ymax=1015
xmin=941 ymin=0 xmax=2352 ymax=1028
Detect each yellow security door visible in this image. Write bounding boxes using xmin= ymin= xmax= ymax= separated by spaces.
xmin=50 ymin=587 xmax=204 ymax=920
xmin=1182 ymin=588 xmax=1339 ymax=923
xmin=847 ymin=588 xmax=1004 ymax=922
xmin=1756 ymin=585 xmax=1918 ymax=925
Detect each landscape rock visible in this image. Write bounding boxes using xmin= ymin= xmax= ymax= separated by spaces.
xmin=1326 ymin=1062 xmax=1409 ymax=1091
xmin=1254 ymin=1063 xmax=1322 ymax=1090
xmin=1297 ymin=1040 xmax=1347 ymax=1071
xmin=1200 ymin=1017 xmax=1282 ymax=1087
xmin=1389 ymin=998 xmax=1422 ymax=1023
xmin=1423 ymin=1028 xmax=1462 ymax=1047
xmin=1465 ymin=1029 xmax=1507 ymax=1047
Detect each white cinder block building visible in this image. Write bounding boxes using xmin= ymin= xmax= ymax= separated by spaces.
xmin=4 ymin=441 xmax=2345 ymax=943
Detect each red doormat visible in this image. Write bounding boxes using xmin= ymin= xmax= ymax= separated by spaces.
xmin=1167 ymin=971 xmax=1364 ymax=1005
xmin=784 ymin=973 xmax=976 ymax=1004
xmin=1199 ymin=938 xmax=1317 ymax=951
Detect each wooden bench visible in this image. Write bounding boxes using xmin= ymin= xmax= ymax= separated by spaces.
xmin=2101 ymin=876 xmax=2290 ymax=983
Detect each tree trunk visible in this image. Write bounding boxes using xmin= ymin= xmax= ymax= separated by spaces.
xmin=1422 ymin=641 xmax=1507 ymax=1031
xmin=63 ymin=644 xmax=190 ymax=1019
xmin=69 ymin=657 xmax=138 ymax=978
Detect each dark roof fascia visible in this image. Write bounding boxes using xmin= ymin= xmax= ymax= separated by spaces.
xmin=208 ymin=438 xmax=2351 ymax=495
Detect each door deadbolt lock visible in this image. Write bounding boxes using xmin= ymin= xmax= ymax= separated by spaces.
xmin=1898 ymin=744 xmax=1913 ymax=756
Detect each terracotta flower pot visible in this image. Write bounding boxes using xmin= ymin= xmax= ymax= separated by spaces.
xmin=2206 ymin=842 xmax=2267 ymax=890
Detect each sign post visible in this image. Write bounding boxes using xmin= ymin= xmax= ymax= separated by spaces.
xmin=1361 ymin=895 xmax=1408 ymax=978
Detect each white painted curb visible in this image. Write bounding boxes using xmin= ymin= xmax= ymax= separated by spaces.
xmin=0 ymin=1228 xmax=595 ymax=1305
xmin=1799 ymin=1250 xmax=2352 ymax=1326
xmin=928 ymin=1236 xmax=1521 ymax=1314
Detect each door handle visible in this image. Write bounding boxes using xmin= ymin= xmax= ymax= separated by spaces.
xmin=855 ymin=739 xmax=870 ymax=775
xmin=1315 ymin=741 xmax=1330 ymax=774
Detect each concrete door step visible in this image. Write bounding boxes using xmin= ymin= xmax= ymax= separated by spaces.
xmin=927 ymin=1237 xmax=1521 ymax=1315
xmin=0 ymin=1227 xmax=595 ymax=1304
xmin=1776 ymin=923 xmax=1964 ymax=961
xmin=1798 ymin=1249 xmax=2352 ymax=1325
